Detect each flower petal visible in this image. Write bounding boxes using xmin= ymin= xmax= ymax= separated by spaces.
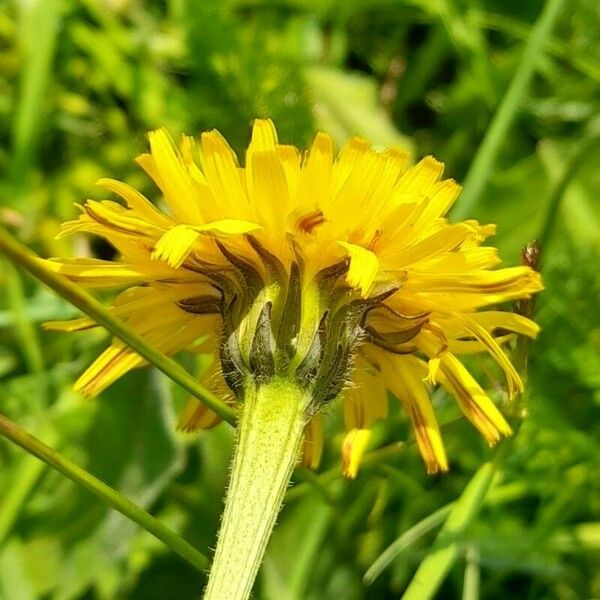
xmin=152 ymin=224 xmax=201 ymax=268
xmin=96 ymin=178 xmax=171 ymax=227
xmin=146 ymin=128 xmax=204 ymax=223
xmin=75 ymin=311 xmax=219 ymax=396
xmin=249 ymin=118 xmax=278 ymax=151
xmin=394 ymin=156 xmax=444 ymax=197
xmin=337 ymin=241 xmax=379 ymax=296
xmin=178 ymin=398 xmax=222 ymax=431
xmin=378 ymin=353 xmax=448 ymax=474
xmin=196 ymin=219 xmax=262 ymax=236
xmin=343 ymin=357 xmax=388 ymax=429
xmin=296 ymin=132 xmax=334 ymax=210
xmin=200 ymin=130 xmax=251 ymax=220
xmin=37 ymin=257 xmax=183 ymax=288
xmin=152 ymin=220 xmax=261 ymax=268
xmin=342 ymin=428 xmax=372 ymax=479
xmin=437 ymin=353 xmax=512 ymax=445
xmin=249 ymin=149 xmax=290 ymax=232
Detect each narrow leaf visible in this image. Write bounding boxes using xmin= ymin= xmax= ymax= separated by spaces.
xmin=401 ymin=462 xmax=496 ymax=600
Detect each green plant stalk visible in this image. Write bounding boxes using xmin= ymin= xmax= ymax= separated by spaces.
xmin=462 ymin=545 xmax=481 ymax=600
xmin=401 ymin=462 xmax=497 ymax=600
xmin=0 ymin=412 xmax=208 ymax=570
xmin=204 ymin=378 xmax=311 ymax=600
xmin=453 ymin=0 xmax=567 ymax=219
xmin=364 ymin=503 xmax=454 ymax=585
xmin=0 ymin=224 xmax=235 ymax=425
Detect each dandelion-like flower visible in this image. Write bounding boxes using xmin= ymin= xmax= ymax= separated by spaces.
xmin=43 ymin=120 xmax=543 ymax=599
xmin=44 ymin=119 xmax=542 ymax=477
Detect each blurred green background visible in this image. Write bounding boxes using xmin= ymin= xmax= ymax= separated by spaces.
xmin=1 ymin=0 xmax=599 ymax=598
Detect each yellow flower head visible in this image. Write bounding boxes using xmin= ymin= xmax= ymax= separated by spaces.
xmin=44 ymin=120 xmax=542 ymax=476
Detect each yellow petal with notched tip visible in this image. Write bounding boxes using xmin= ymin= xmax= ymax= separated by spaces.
xmin=378 ymin=352 xmax=448 ymax=474
xmin=249 ymin=119 xmax=278 ymax=150
xmin=147 ymin=128 xmax=205 ymax=224
xmin=337 ymin=241 xmax=379 ymax=297
xmin=342 ymin=428 xmax=372 ymax=479
xmin=152 ymin=220 xmax=261 ymax=268
xmin=438 ymin=352 xmax=512 ymax=444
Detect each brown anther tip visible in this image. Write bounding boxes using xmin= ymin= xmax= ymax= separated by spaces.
xmin=296 ymin=209 xmax=325 ymax=234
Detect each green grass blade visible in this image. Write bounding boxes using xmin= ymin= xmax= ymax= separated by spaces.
xmin=453 ymin=0 xmax=567 ymax=219
xmin=0 ymin=453 xmax=48 ymax=548
xmin=537 ymin=127 xmax=600 ymax=250
xmin=473 ymin=11 xmax=600 ymax=83
xmin=364 ymin=503 xmax=453 ymax=585
xmin=462 ymin=545 xmax=481 ymax=600
xmin=287 ymin=503 xmax=333 ymax=600
xmin=9 ymin=0 xmax=62 ymax=192
xmin=401 ymin=462 xmax=496 ymax=600
xmin=0 ymin=541 xmax=37 ymax=600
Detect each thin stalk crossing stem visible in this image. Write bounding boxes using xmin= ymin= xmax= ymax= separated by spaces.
xmin=0 ymin=224 xmax=235 ymax=425
xmin=0 ymin=412 xmax=209 ymax=570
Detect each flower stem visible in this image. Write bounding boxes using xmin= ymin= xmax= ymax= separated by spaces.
xmin=0 ymin=412 xmax=209 ymax=570
xmin=204 ymin=378 xmax=311 ymax=600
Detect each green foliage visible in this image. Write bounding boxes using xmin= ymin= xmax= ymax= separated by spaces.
xmin=1 ymin=0 xmax=599 ymax=598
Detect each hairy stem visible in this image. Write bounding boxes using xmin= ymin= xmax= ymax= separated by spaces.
xmin=204 ymin=378 xmax=310 ymax=600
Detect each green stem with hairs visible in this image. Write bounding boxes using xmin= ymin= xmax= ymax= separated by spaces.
xmin=204 ymin=378 xmax=311 ymax=600
xmin=0 ymin=224 xmax=235 ymax=425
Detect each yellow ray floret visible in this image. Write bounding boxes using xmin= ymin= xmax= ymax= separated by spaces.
xmin=377 ymin=352 xmax=448 ymax=473
xmin=342 ymin=429 xmax=372 ymax=479
xmin=338 ymin=242 xmax=380 ymax=297
xmin=152 ymin=220 xmax=261 ymax=268
xmin=437 ymin=353 xmax=512 ymax=444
